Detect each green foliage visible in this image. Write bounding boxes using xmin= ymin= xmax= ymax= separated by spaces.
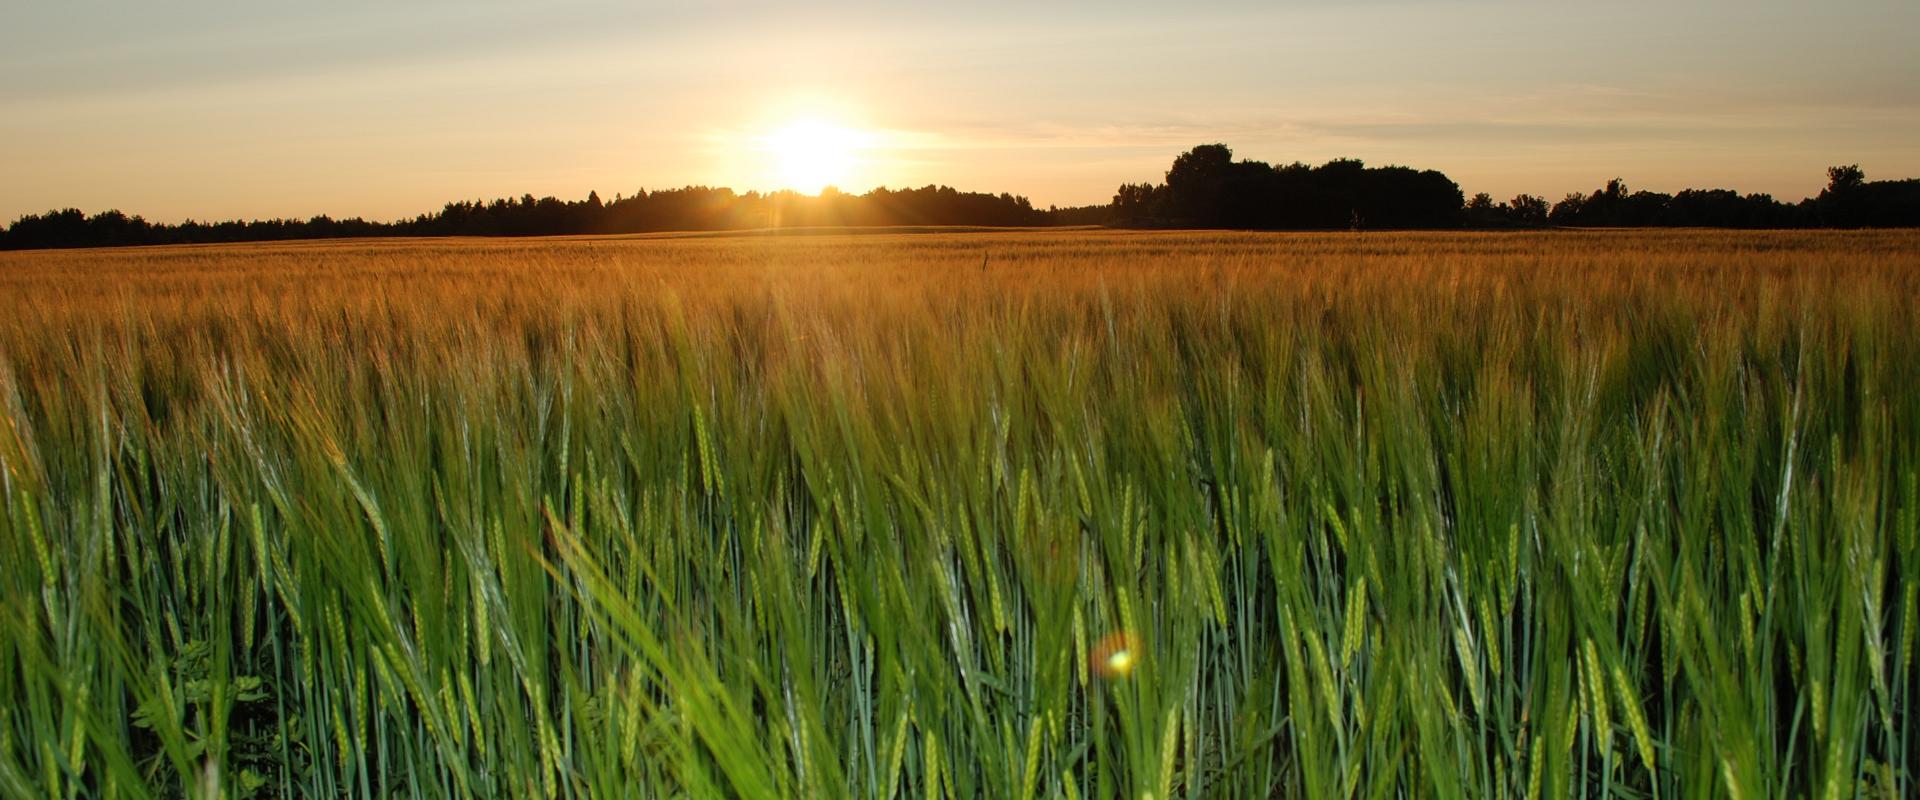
xmin=0 ymin=229 xmax=1916 ymax=798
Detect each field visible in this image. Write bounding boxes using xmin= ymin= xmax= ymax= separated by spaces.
xmin=1 ymin=229 xmax=1916 ymax=798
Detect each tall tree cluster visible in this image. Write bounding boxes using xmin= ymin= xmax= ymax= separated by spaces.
xmin=1110 ymin=145 xmax=1464 ymax=229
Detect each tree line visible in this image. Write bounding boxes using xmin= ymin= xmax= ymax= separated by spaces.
xmin=0 ymin=185 xmax=1050 ymax=250
xmin=1462 ymin=165 xmax=1920 ymax=229
xmin=4 ymin=146 xmax=1917 ymax=249
xmin=1102 ymin=145 xmax=1919 ymax=231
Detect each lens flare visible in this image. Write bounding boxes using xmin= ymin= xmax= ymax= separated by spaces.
xmin=1091 ymin=630 xmax=1141 ymax=680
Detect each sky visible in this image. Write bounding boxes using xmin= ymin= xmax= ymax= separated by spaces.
xmin=3 ymin=0 xmax=1916 ymax=223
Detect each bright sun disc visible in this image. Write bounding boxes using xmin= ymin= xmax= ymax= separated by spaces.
xmin=765 ymin=119 xmax=866 ymax=195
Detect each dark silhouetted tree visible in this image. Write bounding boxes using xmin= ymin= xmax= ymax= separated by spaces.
xmin=1508 ymin=194 xmax=1550 ymax=224
xmin=1815 ymin=165 xmax=1920 ymax=227
xmin=1161 ymin=144 xmax=1238 ymax=225
xmin=1828 ymin=165 xmax=1865 ymax=193
xmin=1548 ymin=193 xmax=1586 ymax=225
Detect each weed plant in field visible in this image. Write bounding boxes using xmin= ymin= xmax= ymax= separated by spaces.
xmin=0 ymin=229 xmax=1916 ymax=797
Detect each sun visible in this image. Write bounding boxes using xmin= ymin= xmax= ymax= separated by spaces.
xmin=764 ymin=119 xmax=868 ymax=195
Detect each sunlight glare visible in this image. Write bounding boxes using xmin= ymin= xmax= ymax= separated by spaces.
xmin=765 ymin=119 xmax=868 ymax=195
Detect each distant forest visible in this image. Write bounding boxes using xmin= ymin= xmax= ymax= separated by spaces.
xmin=1102 ymin=145 xmax=1919 ymax=230
xmin=3 ymin=145 xmax=1916 ymax=249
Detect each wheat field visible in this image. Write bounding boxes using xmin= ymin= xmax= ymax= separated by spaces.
xmin=1 ymin=229 xmax=1916 ymax=798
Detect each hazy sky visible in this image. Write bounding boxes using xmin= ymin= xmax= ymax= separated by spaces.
xmin=4 ymin=1 xmax=1916 ymax=222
